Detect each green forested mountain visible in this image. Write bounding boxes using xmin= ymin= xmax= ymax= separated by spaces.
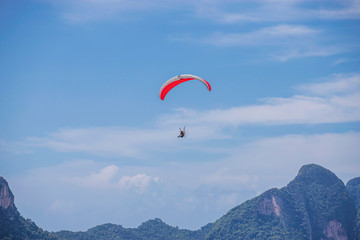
xmin=1 ymin=164 xmax=359 ymax=240
xmin=0 ymin=177 xmax=58 ymax=240
xmin=346 ymin=177 xmax=360 ymax=236
xmin=55 ymin=219 xmax=212 ymax=240
xmin=206 ymin=164 xmax=358 ymax=240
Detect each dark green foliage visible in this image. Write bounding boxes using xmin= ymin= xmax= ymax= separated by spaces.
xmin=206 ymin=189 xmax=307 ymax=240
xmin=0 ymin=176 xmax=59 ymax=240
xmin=205 ymin=164 xmax=358 ymax=240
xmin=0 ymin=209 xmax=59 ymax=240
xmin=55 ymin=223 xmax=138 ymax=240
xmin=136 ymin=218 xmax=206 ymax=240
xmin=54 ymin=219 xmax=210 ymax=240
xmin=347 ymin=177 xmax=360 ymax=237
xmin=287 ymin=164 xmax=357 ymax=240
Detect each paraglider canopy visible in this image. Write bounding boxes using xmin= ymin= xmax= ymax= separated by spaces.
xmin=159 ymin=74 xmax=211 ymax=100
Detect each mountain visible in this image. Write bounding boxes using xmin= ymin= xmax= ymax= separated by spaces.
xmin=346 ymin=177 xmax=360 ymax=236
xmin=1 ymin=164 xmax=359 ymax=240
xmin=0 ymin=176 xmax=58 ymax=240
xmin=55 ymin=218 xmax=212 ymax=240
xmin=206 ymin=164 xmax=358 ymax=240
xmin=0 ymin=176 xmax=18 ymax=221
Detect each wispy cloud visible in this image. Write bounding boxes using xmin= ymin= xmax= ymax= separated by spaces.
xmin=47 ymin=200 xmax=75 ymax=213
xmin=222 ymin=131 xmax=360 ymax=188
xmin=45 ymin=0 xmax=360 ymax=23
xmin=0 ymin=140 xmax=32 ymax=155
xmin=167 ymin=95 xmax=360 ymax=126
xmin=296 ymin=73 xmax=360 ymax=96
xmin=44 ymin=0 xmax=356 ymax=61
xmin=46 ymin=0 xmax=190 ymax=23
xmin=172 ymin=24 xmax=342 ymax=61
xmin=14 ymin=131 xmax=360 ymax=230
xmin=78 ymin=165 xmax=120 ymax=187
xmin=313 ymin=0 xmax=360 ymax=20
xmin=67 ymin=164 xmax=161 ymax=193
xmin=199 ymin=24 xmax=319 ymax=46
xmin=162 ymin=73 xmax=360 ymax=126
xmin=25 ymin=127 xmax=174 ymax=158
xmin=118 ymin=173 xmax=161 ymax=192
xmin=273 ymin=47 xmax=343 ymax=62
xmin=10 ymin=73 xmax=358 ymax=158
xmin=195 ymin=0 xmax=360 ymax=23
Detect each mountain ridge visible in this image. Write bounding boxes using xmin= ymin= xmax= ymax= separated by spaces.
xmin=206 ymin=164 xmax=357 ymax=240
xmin=0 ymin=176 xmax=58 ymax=240
xmin=1 ymin=164 xmax=359 ymax=240
xmin=347 ymin=177 xmax=360 ymax=238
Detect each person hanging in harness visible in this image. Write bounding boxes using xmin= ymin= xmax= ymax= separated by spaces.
xmin=178 ymin=127 xmax=185 ymax=138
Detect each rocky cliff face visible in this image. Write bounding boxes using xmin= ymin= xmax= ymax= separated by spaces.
xmin=0 ymin=176 xmax=18 ymax=220
xmin=0 ymin=176 xmax=58 ymax=240
xmin=287 ymin=164 xmax=357 ymax=240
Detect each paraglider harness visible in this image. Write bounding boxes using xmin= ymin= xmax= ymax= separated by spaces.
xmin=178 ymin=127 xmax=185 ymax=138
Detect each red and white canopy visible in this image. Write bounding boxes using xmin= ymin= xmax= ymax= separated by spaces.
xmin=159 ymin=74 xmax=211 ymax=100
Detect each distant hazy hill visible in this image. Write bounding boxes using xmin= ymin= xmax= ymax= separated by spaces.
xmin=1 ymin=164 xmax=359 ymax=240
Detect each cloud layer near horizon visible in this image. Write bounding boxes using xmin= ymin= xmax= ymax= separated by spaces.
xmin=10 ymin=130 xmax=360 ymax=231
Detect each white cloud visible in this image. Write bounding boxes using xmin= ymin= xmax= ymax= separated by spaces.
xmin=47 ymin=200 xmax=75 ymax=213
xmin=273 ymin=47 xmax=342 ymax=62
xmin=78 ymin=165 xmax=119 ymax=187
xmin=180 ymin=24 xmax=319 ymax=47
xmin=44 ymin=0 xmax=360 ymax=23
xmin=206 ymin=93 xmax=360 ymax=125
xmin=9 ymin=130 xmax=360 ymax=231
xmin=226 ymin=132 xmax=360 ymax=183
xmin=12 ymin=73 xmax=358 ymax=158
xmin=170 ymin=131 xmax=360 ymax=196
xmin=43 ymin=0 xmax=356 ymax=61
xmin=26 ymin=127 xmax=174 ymax=158
xmin=296 ymin=73 xmax=360 ymax=96
xmin=314 ymin=0 xmax=360 ymax=20
xmin=163 ymin=74 xmax=360 ymax=127
xmin=196 ymin=0 xmax=360 ymax=23
xmin=332 ymin=58 xmax=347 ymax=66
xmin=67 ymin=165 xmax=161 ymax=193
xmin=46 ymin=0 xmax=190 ymax=22
xmin=0 ymin=140 xmax=32 ymax=155
xmin=118 ymin=173 xmax=160 ymax=193
xmin=173 ymin=24 xmax=339 ymax=61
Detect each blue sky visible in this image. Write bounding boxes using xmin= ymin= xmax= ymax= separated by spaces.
xmin=1 ymin=0 xmax=360 ymax=232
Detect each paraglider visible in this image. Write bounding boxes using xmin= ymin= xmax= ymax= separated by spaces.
xmin=160 ymin=74 xmax=211 ymax=138
xmin=159 ymin=74 xmax=211 ymax=100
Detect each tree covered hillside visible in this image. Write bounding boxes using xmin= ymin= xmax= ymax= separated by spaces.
xmin=0 ymin=177 xmax=58 ymax=240
xmin=55 ymin=218 xmax=212 ymax=240
xmin=347 ymin=177 xmax=360 ymax=236
xmin=206 ymin=164 xmax=358 ymax=240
